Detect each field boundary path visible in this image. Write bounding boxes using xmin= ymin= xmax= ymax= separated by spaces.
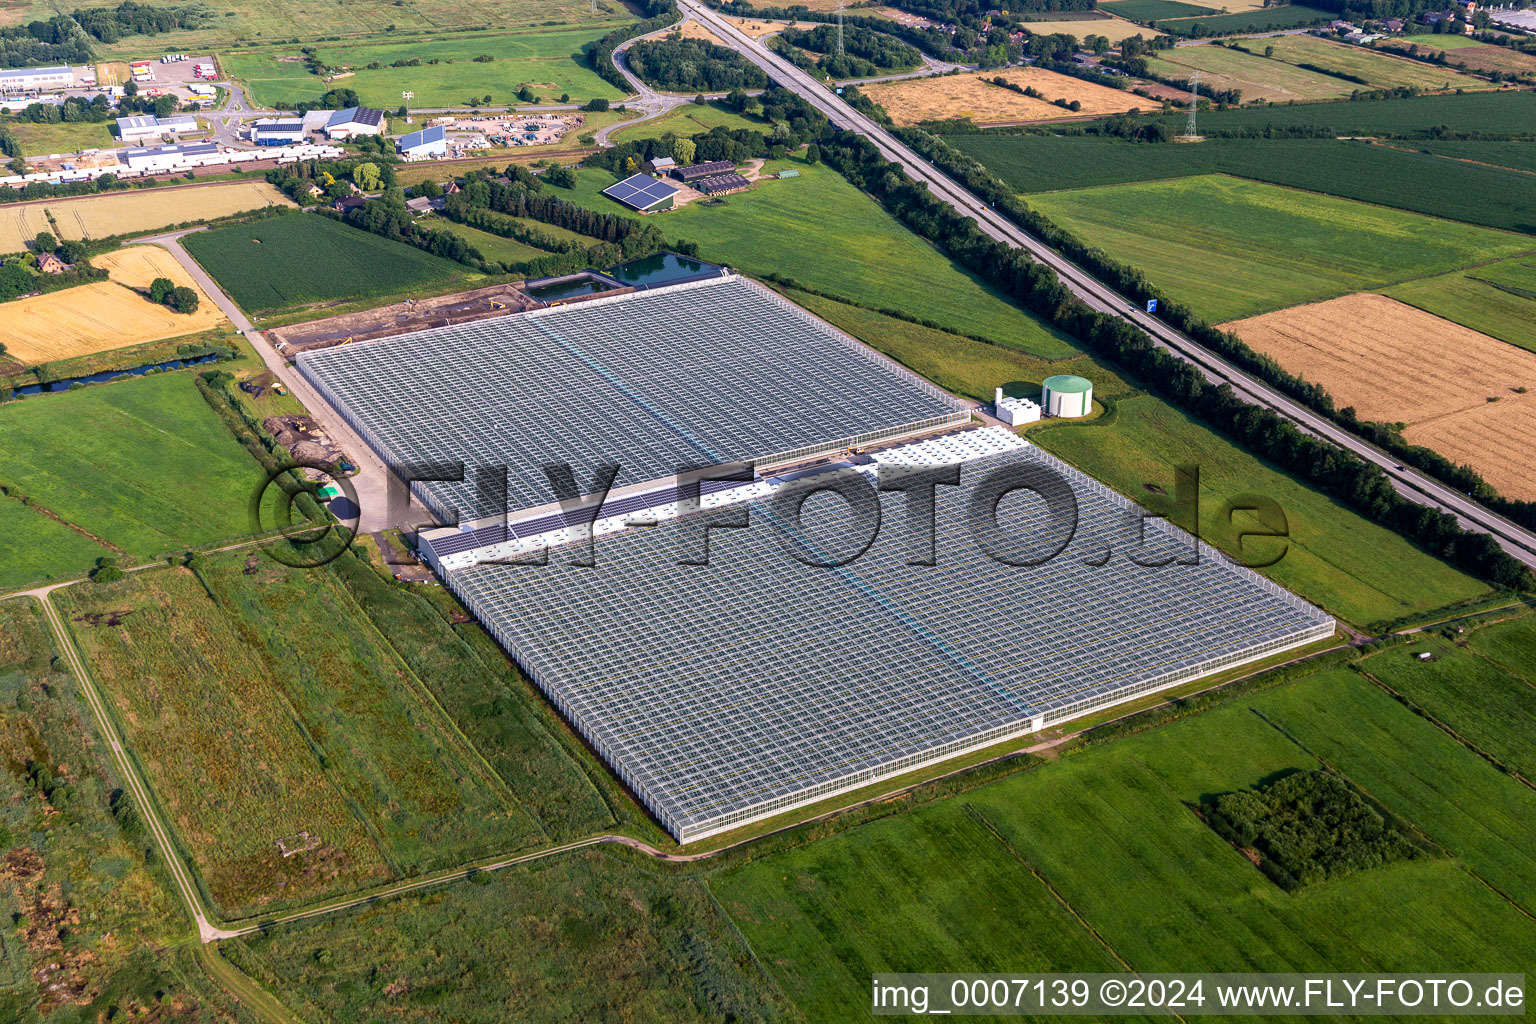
xmin=675 ymin=0 xmax=1536 ymax=573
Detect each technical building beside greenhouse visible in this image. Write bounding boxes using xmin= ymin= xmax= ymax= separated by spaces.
xmin=298 ymin=272 xmax=1335 ymax=844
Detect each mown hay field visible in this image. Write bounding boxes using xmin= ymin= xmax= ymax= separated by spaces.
xmin=1383 ymin=256 xmax=1536 ymax=355
xmin=1023 ymin=174 xmax=1536 ymax=321
xmin=1223 ymin=293 xmax=1536 ymax=499
xmin=59 ymin=555 xmax=545 ymax=919
xmin=0 ymin=246 xmax=226 ymax=363
xmin=183 ymin=213 xmax=466 ymax=315
xmin=1145 ymin=45 xmax=1352 ymax=102
xmin=0 ymin=203 xmax=55 ymax=255
xmin=27 ymin=181 xmax=292 ymax=243
xmin=1016 ymin=13 xmax=1162 ymax=43
xmin=1246 ymin=35 xmax=1496 ymax=92
xmin=862 ymin=67 xmax=1141 ymax=125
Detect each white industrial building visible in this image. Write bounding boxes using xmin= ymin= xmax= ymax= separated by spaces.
xmin=324 ymin=106 xmax=384 ymax=139
xmin=251 ymin=118 xmax=306 ymax=145
xmin=0 ymin=65 xmax=74 ymax=93
xmin=993 ymin=387 xmax=1041 ymax=426
xmin=397 ymin=124 xmax=448 ymax=159
xmin=1041 ymin=374 xmax=1094 ymax=418
xmin=116 ymin=114 xmax=199 ymax=141
xmin=120 ymin=142 xmax=220 ymax=173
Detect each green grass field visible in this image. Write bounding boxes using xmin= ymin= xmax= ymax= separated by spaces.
xmin=58 ymin=554 xmax=544 ymax=919
xmin=184 ymin=213 xmax=466 ymax=316
xmin=427 ymin=218 xmax=552 ymax=264
xmin=609 ymin=101 xmax=766 ymax=143
xmin=227 ymin=27 xmax=626 ymax=109
xmin=0 ymin=598 xmax=243 ymax=1024
xmin=1155 ymin=3 xmax=1333 ymax=33
xmin=1032 ymin=394 xmax=1490 ymax=626
xmin=1410 ymin=139 xmax=1536 ymax=173
xmin=953 ymin=135 xmax=1536 ymax=236
xmin=0 ymin=370 xmax=266 ymax=586
xmin=1382 ymin=256 xmax=1536 ymax=353
xmin=1251 ymin=669 xmax=1536 ymax=915
xmin=1099 ymin=0 xmax=1219 ymax=21
xmin=565 ymin=158 xmax=1079 ymax=357
xmin=1397 ymin=32 xmax=1484 ymax=49
xmin=1356 ymin=618 xmax=1536 ymax=782
xmin=3 ymin=119 xmax=117 ymax=157
xmin=1238 ymin=34 xmax=1495 ymax=92
xmin=223 ymin=846 xmax=790 ymax=1024
xmin=1146 ymin=46 xmax=1355 ymax=102
xmin=1119 ymin=87 xmax=1536 ymax=135
xmin=35 ymin=0 xmax=632 ymax=57
xmin=711 ymin=674 xmax=1536 ymax=1021
xmin=1024 ymin=174 xmax=1534 ymax=321
xmin=786 ymin=288 xmax=1122 ymax=406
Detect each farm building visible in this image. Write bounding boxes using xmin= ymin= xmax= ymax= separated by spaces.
xmin=404 ymin=195 xmax=445 ymax=215
xmin=324 ymin=106 xmax=384 ymax=140
xmin=297 ymin=272 xmax=1334 ymax=844
xmin=0 ymin=66 xmax=74 ymax=93
xmin=602 ymin=172 xmax=680 ymax=213
xmin=650 ymin=156 xmax=676 ymax=172
xmin=671 ymin=159 xmax=735 ymax=182
xmin=1041 ymin=374 xmax=1093 ymax=418
xmin=251 ymin=118 xmax=305 ymax=146
xmin=116 ymin=114 xmax=199 ymax=142
xmin=694 ymin=172 xmax=751 ymax=196
xmin=119 ymin=142 xmax=220 ymax=173
xmin=396 ymin=125 xmax=448 ymax=159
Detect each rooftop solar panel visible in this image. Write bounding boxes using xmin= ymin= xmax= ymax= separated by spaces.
xmin=447 ymin=437 xmax=1334 ymax=842
xmin=296 ymin=275 xmax=968 ymax=524
xmin=603 ymin=173 xmax=679 ymax=209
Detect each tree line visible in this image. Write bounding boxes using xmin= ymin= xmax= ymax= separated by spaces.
xmin=584 ymin=0 xmax=681 ymax=93
xmin=70 ymin=2 xmax=208 ymax=43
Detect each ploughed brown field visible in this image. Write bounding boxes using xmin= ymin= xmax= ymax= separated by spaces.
xmin=1223 ymin=293 xmax=1536 ymax=500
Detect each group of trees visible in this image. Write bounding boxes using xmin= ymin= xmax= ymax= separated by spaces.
xmin=1202 ymin=770 xmax=1420 ymax=890
xmin=265 ymin=155 xmax=397 ymax=205
xmin=584 ymin=0 xmax=681 ymax=92
xmin=626 ymin=34 xmax=770 ymax=91
xmin=0 ymin=232 xmax=104 ymax=302
xmin=810 ymin=126 xmax=1531 ymax=589
xmin=70 ymin=2 xmax=207 ymax=43
xmin=0 ymin=18 xmax=91 ymax=68
xmin=773 ymin=24 xmax=924 ymax=78
xmin=148 ymin=274 xmax=199 ymax=313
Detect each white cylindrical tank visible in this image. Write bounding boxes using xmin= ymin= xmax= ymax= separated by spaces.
xmin=1041 ymin=374 xmax=1093 ymax=418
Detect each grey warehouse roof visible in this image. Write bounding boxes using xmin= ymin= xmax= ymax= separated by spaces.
xmin=296 ymin=275 xmax=965 ymax=522
xmin=448 ymin=443 xmax=1334 ymax=842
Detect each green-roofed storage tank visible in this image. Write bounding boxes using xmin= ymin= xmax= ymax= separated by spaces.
xmin=1041 ymin=374 xmax=1093 ymax=419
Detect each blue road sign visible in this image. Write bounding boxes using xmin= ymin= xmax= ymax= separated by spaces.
xmin=1145 ymin=299 xmax=1158 ymax=313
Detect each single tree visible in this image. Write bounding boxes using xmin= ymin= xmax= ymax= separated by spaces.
xmin=149 ymin=276 xmax=175 ymax=304
xmin=672 ymin=136 xmax=696 ymax=165
xmin=352 ymin=161 xmax=383 ymax=191
xmin=31 ymin=231 xmax=55 ymax=254
xmin=168 ymin=286 xmax=200 ymax=314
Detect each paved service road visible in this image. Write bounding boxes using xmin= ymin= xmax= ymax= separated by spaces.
xmin=677 ymin=0 xmax=1536 ymax=572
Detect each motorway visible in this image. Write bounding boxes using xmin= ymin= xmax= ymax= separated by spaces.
xmin=678 ymin=0 xmax=1536 ymax=572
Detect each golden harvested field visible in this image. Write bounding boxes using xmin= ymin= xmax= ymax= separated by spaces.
xmin=675 ymin=18 xmax=727 ymax=44
xmin=0 ymin=246 xmax=227 ymax=362
xmin=0 ymin=203 xmax=54 ymax=256
xmin=863 ymin=68 xmax=1141 ymax=125
xmin=1224 ymin=293 xmax=1536 ymax=499
xmin=1016 ymin=15 xmax=1161 ymax=43
xmin=37 ymin=181 xmax=293 ymax=242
